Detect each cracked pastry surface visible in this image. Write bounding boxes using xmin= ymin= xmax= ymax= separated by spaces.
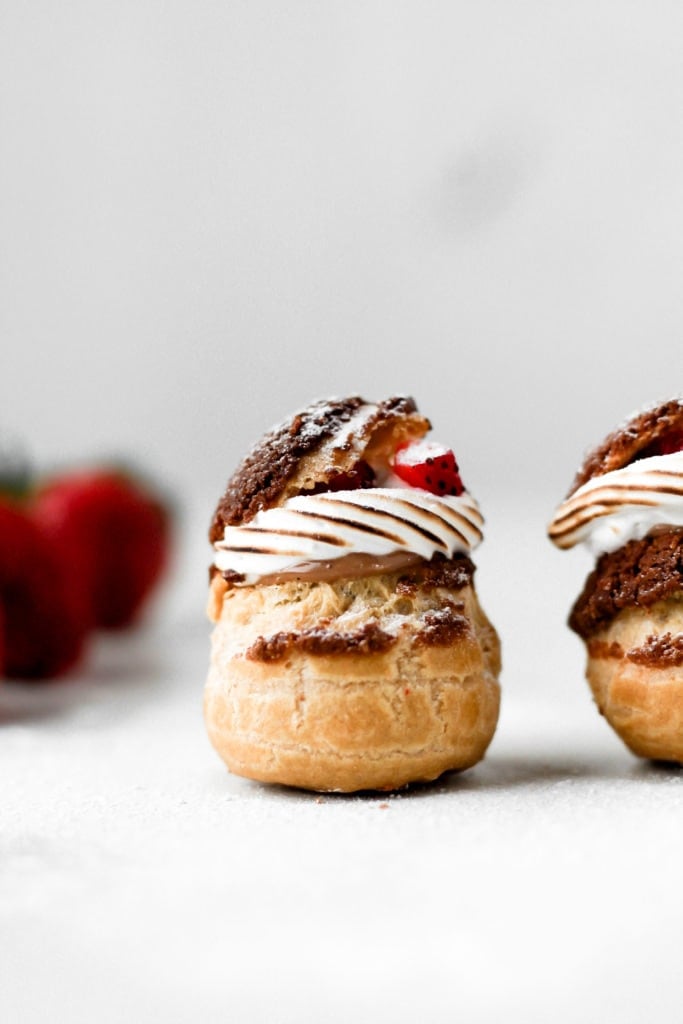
xmin=205 ymin=557 xmax=500 ymax=792
xmin=205 ymin=395 xmax=501 ymax=792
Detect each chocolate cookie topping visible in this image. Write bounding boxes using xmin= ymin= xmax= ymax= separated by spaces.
xmin=209 ymin=395 xmax=420 ymax=542
xmin=412 ymin=554 xmax=476 ymax=592
xmin=415 ymin=605 xmax=471 ymax=646
xmin=245 ymin=622 xmax=395 ymax=662
xmin=569 ymin=529 xmax=683 ymax=638
xmin=244 ymin=602 xmax=476 ymax=663
xmin=626 ymin=632 xmax=683 ymax=667
xmin=570 ymin=398 xmax=683 ymax=493
xmin=586 ymin=633 xmax=683 ymax=668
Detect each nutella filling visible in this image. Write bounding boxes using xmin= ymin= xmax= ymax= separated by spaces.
xmin=250 ymin=550 xmax=426 ymax=587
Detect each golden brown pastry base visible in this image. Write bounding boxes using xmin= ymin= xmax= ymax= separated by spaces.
xmin=584 ymin=597 xmax=683 ymax=763
xmin=205 ymin=571 xmax=501 ymax=792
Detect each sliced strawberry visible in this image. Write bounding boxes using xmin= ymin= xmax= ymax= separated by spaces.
xmin=391 ymin=441 xmax=465 ymax=496
xmin=31 ymin=468 xmax=171 ymax=630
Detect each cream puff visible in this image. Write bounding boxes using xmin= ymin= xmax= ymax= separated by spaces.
xmin=548 ymin=398 xmax=683 ymax=762
xmin=205 ymin=395 xmax=501 ymax=792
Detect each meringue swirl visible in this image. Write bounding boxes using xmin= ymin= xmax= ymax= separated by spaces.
xmin=548 ymin=452 xmax=683 ymax=555
xmin=213 ymin=487 xmax=484 ymax=585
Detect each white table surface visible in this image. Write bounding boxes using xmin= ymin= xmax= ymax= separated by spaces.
xmin=2 ymin=501 xmax=682 ymax=1023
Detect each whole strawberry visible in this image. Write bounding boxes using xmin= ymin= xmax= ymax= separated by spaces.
xmin=0 ymin=500 xmax=87 ymax=678
xmin=32 ymin=469 xmax=171 ymax=629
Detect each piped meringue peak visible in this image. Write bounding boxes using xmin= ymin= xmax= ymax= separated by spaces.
xmin=214 ymin=487 xmax=484 ymax=584
xmin=548 ymin=399 xmax=683 ymax=557
xmin=211 ymin=396 xmax=483 ymax=586
xmin=548 ymin=451 xmax=683 ymax=555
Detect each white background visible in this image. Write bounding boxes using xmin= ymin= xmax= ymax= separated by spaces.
xmin=1 ymin=3 xmax=683 ymax=1021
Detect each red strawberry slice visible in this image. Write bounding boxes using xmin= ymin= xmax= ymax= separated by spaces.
xmin=391 ymin=441 xmax=465 ymax=496
xmin=31 ymin=468 xmax=171 ymax=630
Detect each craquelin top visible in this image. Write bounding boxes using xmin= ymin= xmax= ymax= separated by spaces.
xmin=209 ymin=395 xmax=425 ymax=542
xmin=570 ymin=398 xmax=683 ymax=493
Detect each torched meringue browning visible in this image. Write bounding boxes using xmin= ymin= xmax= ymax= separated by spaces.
xmin=214 ymin=487 xmax=484 ymax=585
xmin=548 ymin=452 xmax=683 ymax=555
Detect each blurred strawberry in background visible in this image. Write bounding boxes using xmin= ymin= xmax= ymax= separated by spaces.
xmin=0 ymin=451 xmax=172 ymax=682
xmin=0 ymin=500 xmax=87 ymax=679
xmin=31 ymin=468 xmax=171 ymax=631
